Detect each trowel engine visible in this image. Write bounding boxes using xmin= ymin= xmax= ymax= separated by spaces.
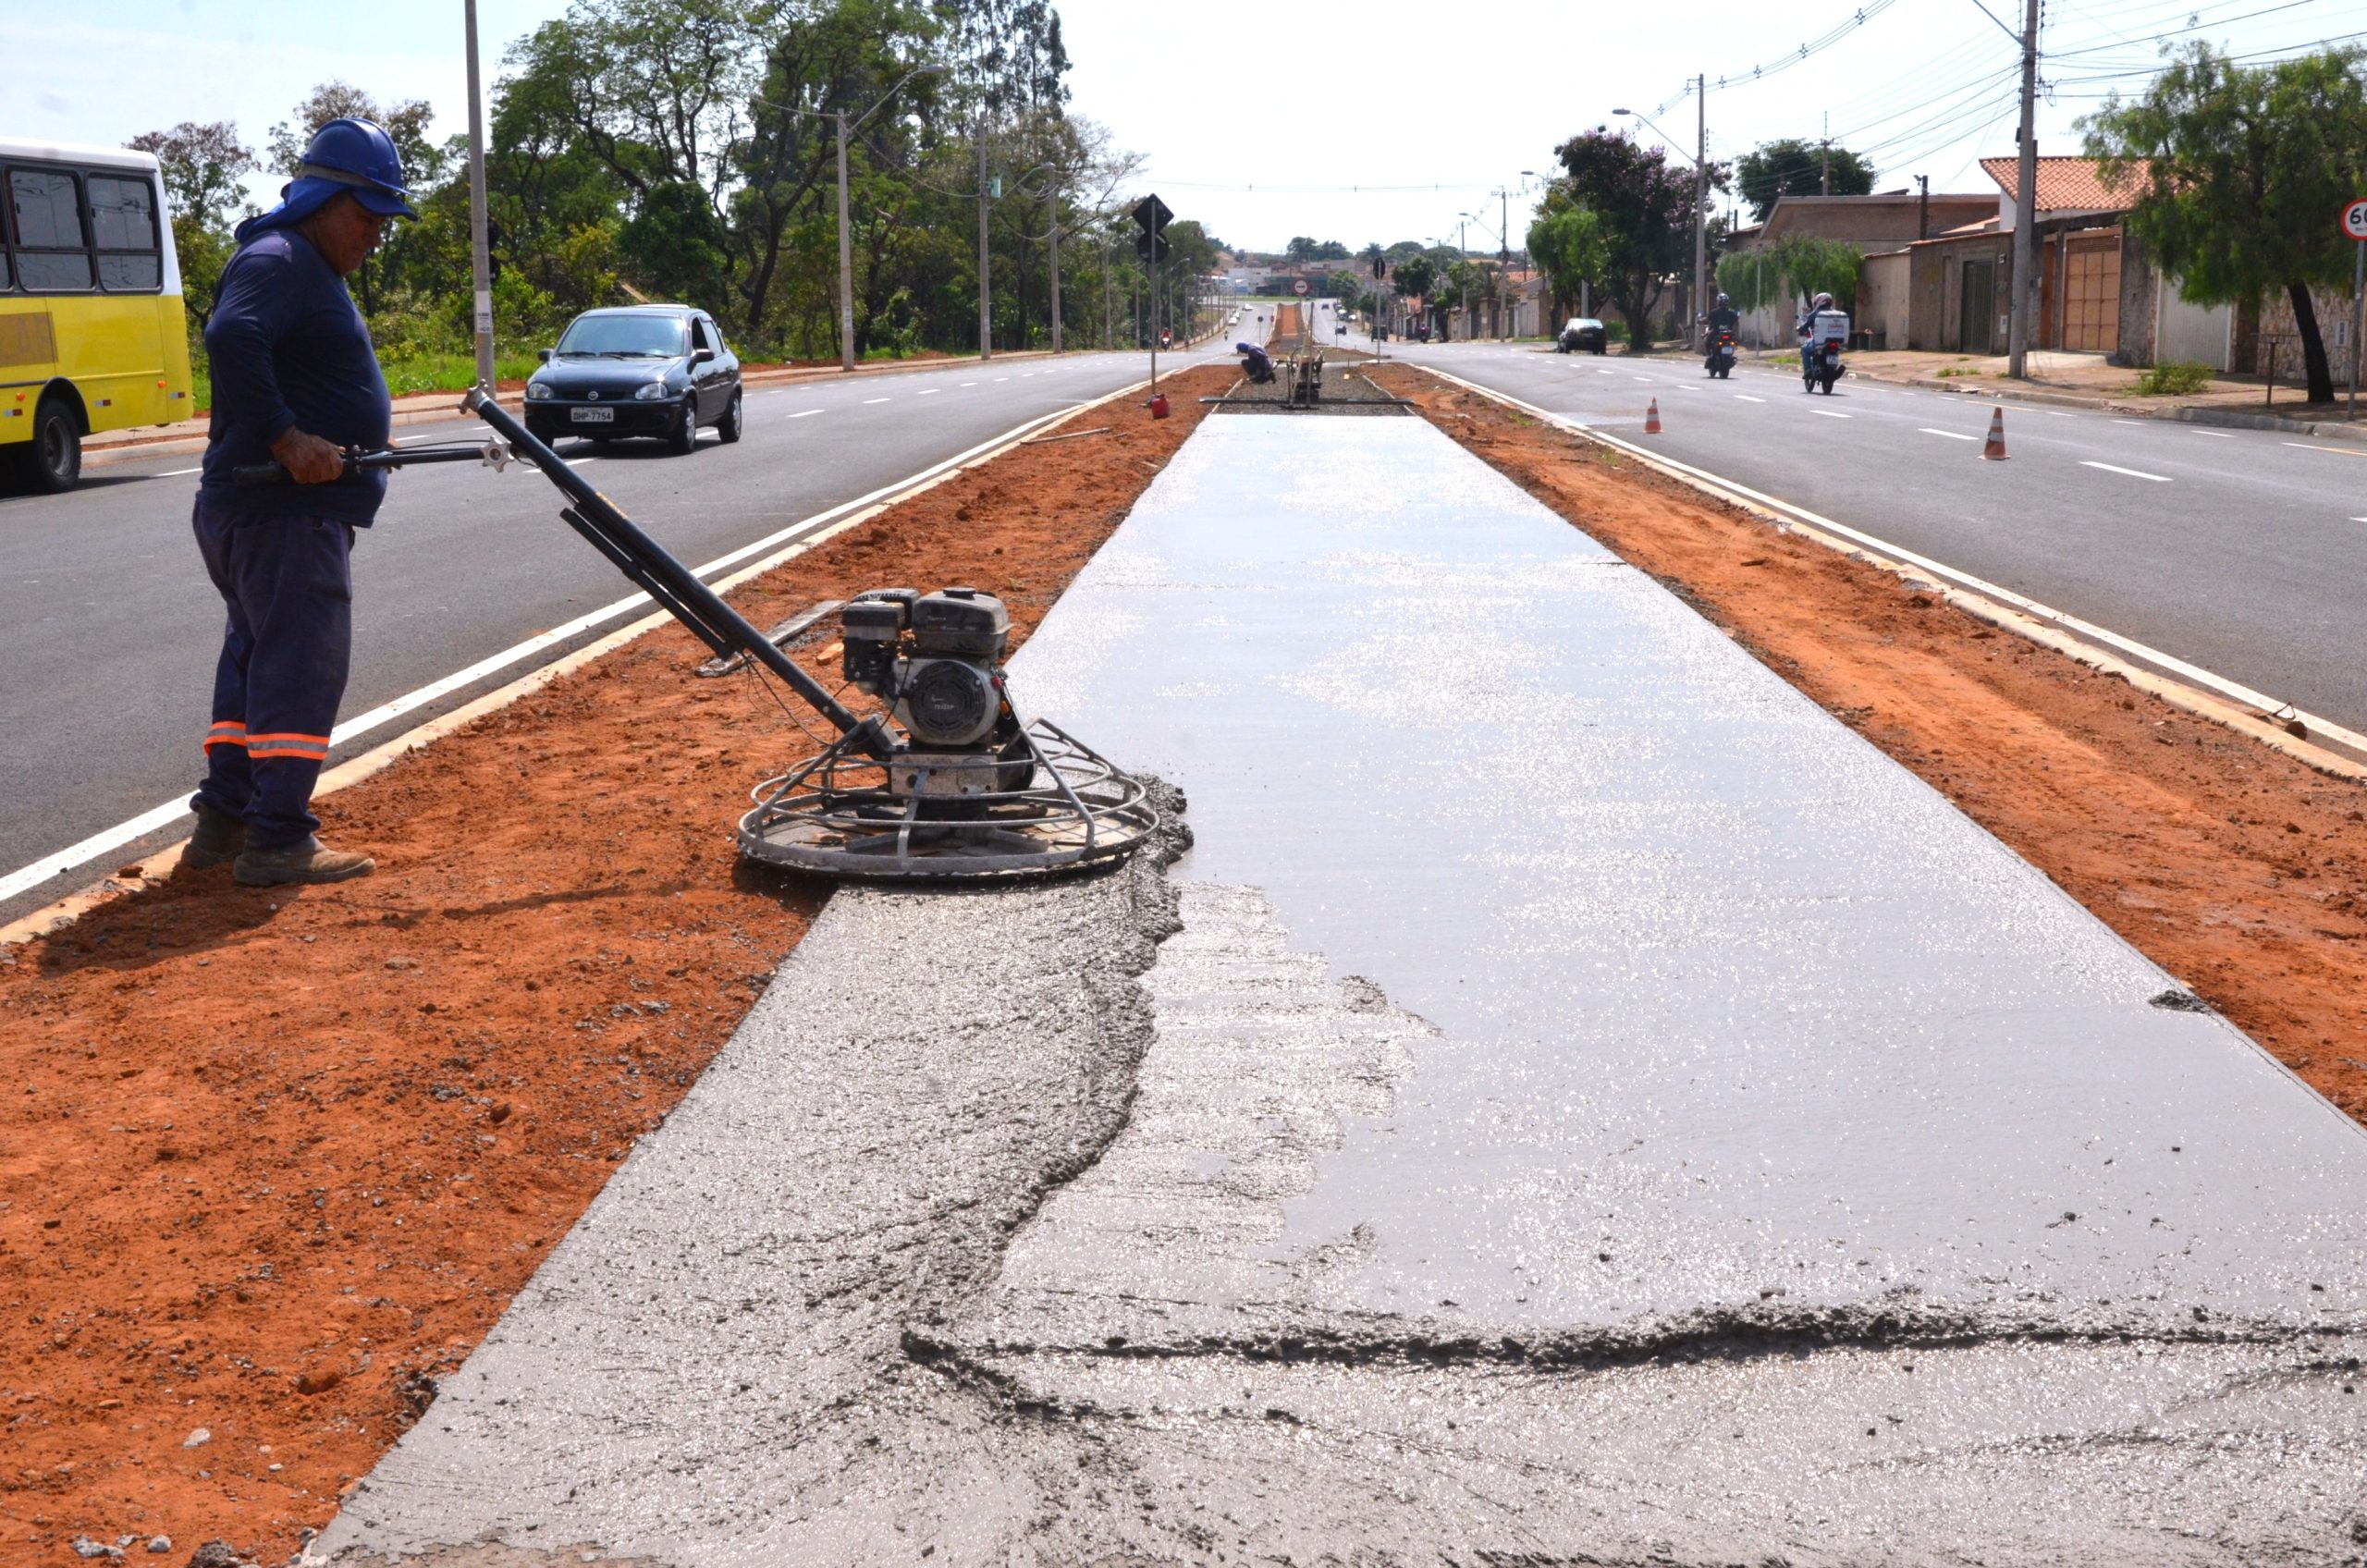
xmin=841 ymin=588 xmax=1026 ymax=793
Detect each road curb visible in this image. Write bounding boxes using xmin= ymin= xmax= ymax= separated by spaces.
xmin=1 ymin=373 xmax=1159 ymax=948
xmin=1409 ymin=363 xmax=2367 ymax=787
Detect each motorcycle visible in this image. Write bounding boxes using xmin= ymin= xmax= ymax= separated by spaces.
xmin=1799 ymin=308 xmax=1848 ymax=395
xmin=1704 ymin=326 xmax=1737 ymax=379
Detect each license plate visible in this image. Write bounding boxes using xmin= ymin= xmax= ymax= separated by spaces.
xmin=570 ymin=406 xmax=615 ymax=423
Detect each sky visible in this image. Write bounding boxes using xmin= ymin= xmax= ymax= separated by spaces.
xmin=6 ymin=0 xmax=2360 ymax=253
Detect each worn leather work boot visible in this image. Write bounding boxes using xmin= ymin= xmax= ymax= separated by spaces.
xmin=233 ymin=836 xmax=375 ymax=887
xmin=182 ymin=802 xmax=248 ymax=869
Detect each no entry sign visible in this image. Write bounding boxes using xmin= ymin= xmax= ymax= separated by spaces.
xmin=2344 ymin=198 xmax=2367 ymax=241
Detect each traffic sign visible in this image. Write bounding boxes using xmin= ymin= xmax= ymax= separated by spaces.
xmin=1291 ymin=278 xmax=1310 ymax=297
xmin=2344 ymin=198 xmax=2367 ymax=241
xmin=1134 ymin=232 xmax=1169 ymax=263
xmin=1131 ymin=194 xmax=1173 ymax=237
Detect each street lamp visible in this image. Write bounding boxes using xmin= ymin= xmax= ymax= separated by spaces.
xmin=764 ymin=64 xmax=944 ymax=372
xmin=1615 ymin=91 xmax=1707 ymax=347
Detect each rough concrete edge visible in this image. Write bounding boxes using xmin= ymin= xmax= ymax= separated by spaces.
xmin=0 ymin=375 xmax=1158 ymax=949
xmin=1412 ymin=363 xmax=2367 ymax=786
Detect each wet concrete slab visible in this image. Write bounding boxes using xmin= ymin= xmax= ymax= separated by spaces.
xmin=1009 ymin=414 xmax=2367 ymax=1345
xmin=319 ymin=415 xmax=2367 ymax=1567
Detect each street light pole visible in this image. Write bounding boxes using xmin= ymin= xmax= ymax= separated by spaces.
xmin=1694 ymin=72 xmax=1708 ymax=346
xmin=463 ymin=0 xmax=495 ymax=398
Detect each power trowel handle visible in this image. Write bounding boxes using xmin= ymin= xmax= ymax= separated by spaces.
xmin=460 ymin=387 xmax=885 ymax=755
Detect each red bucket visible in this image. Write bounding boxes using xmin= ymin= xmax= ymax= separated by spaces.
xmin=1149 ymin=393 xmax=1171 ymax=420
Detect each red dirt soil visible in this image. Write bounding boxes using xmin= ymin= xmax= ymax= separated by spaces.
xmin=0 ymin=366 xmax=1228 ymax=1565
xmin=1375 ymin=361 xmax=2367 ymax=1129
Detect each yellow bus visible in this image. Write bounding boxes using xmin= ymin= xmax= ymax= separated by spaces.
xmin=2 ymin=138 xmax=194 ymax=493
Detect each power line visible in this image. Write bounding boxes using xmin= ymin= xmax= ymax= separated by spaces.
xmin=1651 ymin=0 xmax=1906 ymax=116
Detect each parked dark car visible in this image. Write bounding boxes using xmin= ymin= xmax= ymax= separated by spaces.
xmin=524 ymin=305 xmax=742 ymax=454
xmin=1557 ymin=316 xmax=1608 ymax=354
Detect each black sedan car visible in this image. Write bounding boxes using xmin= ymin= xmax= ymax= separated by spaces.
xmin=1556 ymin=316 xmax=1609 ymax=354
xmin=524 ymin=305 xmax=743 ymax=454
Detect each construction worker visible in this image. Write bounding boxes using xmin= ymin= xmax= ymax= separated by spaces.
xmin=187 ymin=118 xmax=416 ymax=886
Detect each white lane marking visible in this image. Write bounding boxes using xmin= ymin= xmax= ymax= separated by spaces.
xmin=158 ymin=465 xmax=203 ymax=476
xmin=994 ymin=377 xmax=1010 ymax=382
xmin=2082 ymin=460 xmax=2171 ymax=482
xmin=787 ymin=409 xmax=822 ymax=419
xmin=960 ymin=381 xmax=979 ymax=386
xmin=1631 ymin=375 xmax=1653 ymax=383
xmin=2112 ymin=419 xmax=2149 ymax=426
xmin=2190 ymin=429 xmax=2235 ymax=437
xmin=917 ymin=387 xmax=940 ymax=396
xmin=1597 ymin=369 xmax=1614 ymax=375
xmin=567 ymin=457 xmax=597 ymax=466
xmin=863 ymin=397 xmax=890 ymax=405
xmin=2041 ymin=410 xmax=2074 ymax=418
xmin=2284 ymin=441 xmax=2367 ymax=458
xmin=1810 ymin=410 xmax=1851 ymax=419
xmin=0 ymin=391 xmax=1120 ymax=908
xmin=1734 ymin=394 xmax=1766 ymax=403
xmin=1919 ymin=428 xmax=1978 ymax=440
xmin=2354 ymin=517 xmax=2367 ymax=523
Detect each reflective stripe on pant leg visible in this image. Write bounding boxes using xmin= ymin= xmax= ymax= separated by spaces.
xmin=222 ymin=515 xmax=354 ymax=849
xmin=192 ymin=496 xmax=256 ymax=822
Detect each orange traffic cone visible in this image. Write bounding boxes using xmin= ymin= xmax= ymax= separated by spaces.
xmin=1981 ymin=405 xmax=2007 ymax=459
xmin=1644 ymin=398 xmax=1662 ymax=435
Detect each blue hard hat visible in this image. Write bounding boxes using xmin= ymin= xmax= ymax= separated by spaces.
xmin=293 ymin=117 xmax=418 ymax=219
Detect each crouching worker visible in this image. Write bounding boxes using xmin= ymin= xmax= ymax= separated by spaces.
xmin=188 ymin=117 xmax=415 ymax=886
xmin=1237 ymin=341 xmax=1275 ymax=384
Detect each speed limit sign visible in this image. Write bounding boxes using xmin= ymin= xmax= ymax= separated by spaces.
xmin=2344 ymin=198 xmax=2367 ymax=240
xmin=1291 ymin=277 xmax=1310 ymax=297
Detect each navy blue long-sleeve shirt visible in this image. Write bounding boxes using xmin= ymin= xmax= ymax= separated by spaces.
xmin=199 ymin=228 xmax=392 ymax=524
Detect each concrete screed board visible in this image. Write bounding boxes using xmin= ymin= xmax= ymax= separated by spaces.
xmin=322 ymin=414 xmax=2367 ymax=1568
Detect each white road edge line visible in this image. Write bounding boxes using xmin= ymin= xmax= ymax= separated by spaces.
xmin=2081 ymin=460 xmax=2172 ymax=482
xmin=1411 ymin=363 xmax=2367 ymax=767
xmin=1810 ymin=410 xmax=1851 ymax=419
xmin=158 ymin=466 xmax=203 ymax=476
xmin=2191 ymin=429 xmax=2235 ymax=437
xmin=917 ymin=388 xmax=939 ymax=396
xmin=1734 ymin=395 xmax=1766 ymax=403
xmin=863 ymin=397 xmax=890 ymax=404
xmin=788 ymin=410 xmax=822 ymax=419
xmin=1919 ymin=428 xmax=1978 ymax=440
xmin=0 ymin=387 xmax=1137 ymax=912
xmin=2285 ymin=441 xmax=2367 ymax=458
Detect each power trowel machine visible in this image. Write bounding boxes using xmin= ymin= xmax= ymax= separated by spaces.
xmin=239 ymin=391 xmax=1158 ymax=882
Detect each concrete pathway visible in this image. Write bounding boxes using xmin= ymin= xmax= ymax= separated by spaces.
xmin=320 ymin=414 xmax=2367 ymax=1567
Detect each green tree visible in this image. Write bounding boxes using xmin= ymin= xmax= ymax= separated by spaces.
xmin=2085 ymin=43 xmax=2367 ymax=403
xmin=1390 ymin=252 xmax=1438 ymax=305
xmin=266 ymin=80 xmax=442 ymax=187
xmin=127 ymin=121 xmax=257 ymax=231
xmin=1526 ymin=202 xmax=1606 ymax=321
xmin=1320 ymin=268 xmax=1362 ymax=300
xmin=1285 ymin=235 xmax=1319 ymax=263
xmin=1547 ymin=128 xmax=1725 ymax=349
xmin=1735 ymin=138 xmax=1875 ymax=219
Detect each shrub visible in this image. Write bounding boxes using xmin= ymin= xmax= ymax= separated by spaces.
xmin=2132 ymin=360 xmax=2214 ymax=396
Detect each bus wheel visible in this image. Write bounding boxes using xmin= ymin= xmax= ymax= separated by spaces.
xmin=25 ymin=398 xmax=81 ymax=495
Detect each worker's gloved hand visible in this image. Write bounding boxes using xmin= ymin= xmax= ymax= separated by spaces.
xmin=271 ymin=427 xmax=348 ymax=484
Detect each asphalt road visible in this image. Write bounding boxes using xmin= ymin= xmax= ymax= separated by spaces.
xmin=0 ymin=343 xmax=1232 ymax=920
xmin=1385 ymin=336 xmax=2367 ymax=737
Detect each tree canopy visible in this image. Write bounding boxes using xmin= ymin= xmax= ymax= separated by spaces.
xmin=2085 ymin=42 xmax=2367 ymax=402
xmin=1545 ymin=129 xmax=1723 ymax=348
xmin=1735 ymin=139 xmax=1875 ymax=219
xmin=1526 ymin=204 xmax=1607 ymax=319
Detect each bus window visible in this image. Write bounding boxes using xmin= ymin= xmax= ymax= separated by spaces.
xmin=7 ymin=167 xmax=92 ymax=291
xmin=88 ymin=175 xmax=160 ymax=291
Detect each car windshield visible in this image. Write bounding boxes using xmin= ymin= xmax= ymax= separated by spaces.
xmin=557 ymin=314 xmax=689 ymax=358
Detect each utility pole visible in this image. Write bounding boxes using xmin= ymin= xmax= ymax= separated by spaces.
xmin=1047 ymin=178 xmax=1062 ymax=353
xmin=836 ymin=111 xmax=857 ymax=371
xmin=1820 ymin=115 xmax=1832 ymax=195
xmin=1695 ymin=73 xmax=1708 ymax=341
xmin=1917 ymin=174 xmax=1931 ymax=240
xmin=463 ymin=0 xmax=495 ymax=398
xmin=977 ymin=130 xmax=992 ymax=361
xmin=2007 ymin=0 xmax=2040 ymax=377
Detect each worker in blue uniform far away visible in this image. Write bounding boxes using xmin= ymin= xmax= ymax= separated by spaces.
xmin=1236 ymin=341 xmax=1275 ymax=383
xmin=186 ymin=118 xmax=416 ymax=886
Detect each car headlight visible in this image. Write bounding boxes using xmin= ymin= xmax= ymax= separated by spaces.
xmin=633 ymin=381 xmax=670 ymax=402
xmin=525 ymin=381 xmax=552 ymax=400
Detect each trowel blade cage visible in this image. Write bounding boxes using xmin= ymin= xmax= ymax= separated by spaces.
xmin=737 ymin=716 xmax=1159 ymax=880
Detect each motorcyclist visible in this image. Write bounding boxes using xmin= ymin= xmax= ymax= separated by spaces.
xmin=1703 ymin=292 xmax=1740 ymax=366
xmin=1797 ymin=290 xmax=1836 ymax=343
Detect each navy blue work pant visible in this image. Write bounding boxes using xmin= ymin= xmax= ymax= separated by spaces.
xmin=190 ymin=496 xmax=355 ymax=850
